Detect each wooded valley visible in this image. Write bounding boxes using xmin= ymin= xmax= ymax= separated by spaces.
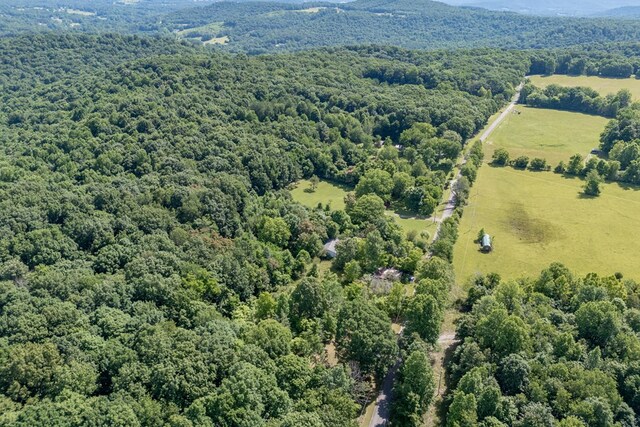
xmin=3 ymin=1 xmax=640 ymax=426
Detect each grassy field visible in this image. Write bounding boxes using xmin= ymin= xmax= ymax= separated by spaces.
xmin=291 ymin=179 xmax=436 ymax=236
xmin=290 ymin=179 xmax=349 ymax=211
xmin=454 ymin=166 xmax=640 ymax=282
xmin=485 ymin=106 xmax=608 ymax=165
xmin=387 ymin=212 xmax=437 ymax=238
xmin=529 ymin=74 xmax=640 ymax=99
xmin=176 ymin=22 xmax=224 ymax=36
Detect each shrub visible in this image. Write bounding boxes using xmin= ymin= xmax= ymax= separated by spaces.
xmin=513 ymin=156 xmax=530 ymax=169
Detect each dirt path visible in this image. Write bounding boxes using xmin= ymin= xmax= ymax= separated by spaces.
xmin=425 ymin=81 xmax=525 ymax=426
xmin=424 ymin=321 xmax=460 ymax=426
xmin=432 ymin=82 xmax=523 ymax=242
xmin=432 ymin=158 xmax=466 ymax=242
xmin=365 ymin=81 xmax=525 ymax=427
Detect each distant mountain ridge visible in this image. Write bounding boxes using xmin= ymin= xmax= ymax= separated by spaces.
xmin=164 ymin=0 xmax=640 ymax=53
xmin=440 ymin=0 xmax=640 ymax=16
xmin=598 ymin=6 xmax=640 ymax=18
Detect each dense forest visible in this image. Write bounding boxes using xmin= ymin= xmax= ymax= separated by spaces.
xmin=446 ymin=264 xmax=640 ymax=426
xmin=6 ymin=1 xmax=640 ymax=425
xmin=0 ymin=33 xmax=526 ymax=425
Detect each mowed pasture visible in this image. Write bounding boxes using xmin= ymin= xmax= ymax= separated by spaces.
xmin=485 ymin=106 xmax=608 ymax=165
xmin=454 ymin=166 xmax=640 ymax=282
xmin=529 ymin=74 xmax=640 ymax=99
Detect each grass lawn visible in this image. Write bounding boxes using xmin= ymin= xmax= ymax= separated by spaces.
xmin=291 ymin=179 xmax=437 ymax=236
xmin=529 ymin=74 xmax=640 ymax=99
xmin=454 ymin=166 xmax=640 ymax=283
xmin=485 ymin=106 xmax=608 ymax=166
xmin=203 ymin=36 xmax=229 ymax=45
xmin=386 ymin=212 xmax=438 ymax=238
xmin=290 ymin=179 xmax=349 ymax=211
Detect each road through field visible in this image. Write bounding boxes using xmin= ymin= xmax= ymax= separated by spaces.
xmin=432 ymin=81 xmax=524 ymax=242
xmin=366 ymin=81 xmax=525 ymax=427
xmin=424 ymin=80 xmax=525 ymax=427
xmin=479 ymin=82 xmax=524 ymax=142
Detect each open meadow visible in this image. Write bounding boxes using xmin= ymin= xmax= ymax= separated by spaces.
xmin=485 ymin=106 xmax=608 ymax=165
xmin=529 ymin=74 xmax=640 ymax=99
xmin=290 ymin=179 xmax=350 ymax=211
xmin=454 ymin=166 xmax=640 ymax=282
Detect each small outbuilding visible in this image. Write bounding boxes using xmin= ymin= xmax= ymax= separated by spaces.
xmin=481 ymin=234 xmax=492 ymax=252
xmin=323 ymin=239 xmax=339 ymax=258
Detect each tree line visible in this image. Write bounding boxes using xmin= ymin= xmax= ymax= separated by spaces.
xmin=522 ymin=83 xmax=632 ymax=118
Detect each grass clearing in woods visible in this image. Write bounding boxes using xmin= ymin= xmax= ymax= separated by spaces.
xmin=529 ymin=74 xmax=640 ymax=100
xmin=203 ymin=36 xmax=229 ymax=45
xmin=291 ymin=179 xmax=437 ymax=237
xmin=453 ymin=166 xmax=640 ymax=282
xmin=484 ymin=106 xmax=608 ymax=166
xmin=290 ymin=179 xmax=350 ymax=211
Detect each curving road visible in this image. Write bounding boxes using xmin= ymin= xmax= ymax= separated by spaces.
xmin=366 ymin=82 xmax=525 ymax=427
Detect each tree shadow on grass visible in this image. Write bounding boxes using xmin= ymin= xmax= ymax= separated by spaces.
xmin=577 ymin=192 xmax=598 ymax=200
xmin=616 ymin=181 xmax=640 ymax=192
xmin=559 ymin=174 xmax=582 ymax=182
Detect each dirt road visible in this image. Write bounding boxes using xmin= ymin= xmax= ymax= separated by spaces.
xmin=479 ymin=82 xmax=524 ymax=143
xmin=366 ymin=81 xmax=525 ymax=427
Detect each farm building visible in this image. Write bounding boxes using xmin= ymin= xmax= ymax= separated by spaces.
xmin=323 ymin=239 xmax=339 ymax=258
xmin=481 ymin=234 xmax=492 ymax=252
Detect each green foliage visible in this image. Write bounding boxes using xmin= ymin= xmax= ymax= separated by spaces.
xmin=448 ymin=264 xmax=640 ymax=426
xmin=405 ymin=294 xmax=443 ymax=344
xmin=575 ymin=301 xmax=622 ymax=347
xmin=336 ymin=300 xmax=399 ymax=381
xmin=257 ymin=217 xmax=292 ymax=247
xmin=524 ymin=83 xmax=631 ymax=117
xmin=492 ymin=148 xmax=510 ymax=166
xmin=346 ymin=194 xmax=386 ymax=225
xmin=529 ymin=157 xmax=547 ymax=171
xmin=447 ymin=392 xmax=478 ymax=427
xmin=512 ymin=156 xmax=530 ymax=169
xmin=391 ymin=350 xmax=435 ymax=426
xmin=584 ymin=169 xmax=603 ymax=196
xmin=162 ymin=1 xmax=640 ymax=53
xmin=355 ymin=169 xmax=394 ymax=202
xmin=6 ymin=19 xmax=640 ymax=427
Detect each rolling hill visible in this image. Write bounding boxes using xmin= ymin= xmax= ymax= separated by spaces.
xmin=164 ymin=0 xmax=640 ymax=53
xmin=599 ymin=6 xmax=640 ymax=18
xmin=441 ymin=0 xmax=640 ymax=16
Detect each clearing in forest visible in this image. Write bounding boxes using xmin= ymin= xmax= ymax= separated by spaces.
xmin=453 ymin=166 xmax=640 ymax=282
xmin=529 ymin=74 xmax=640 ymax=99
xmin=291 ymin=179 xmax=437 ymax=237
xmin=290 ymin=179 xmax=349 ymax=211
xmin=204 ymin=36 xmax=229 ymax=45
xmin=484 ymin=106 xmax=608 ymax=166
